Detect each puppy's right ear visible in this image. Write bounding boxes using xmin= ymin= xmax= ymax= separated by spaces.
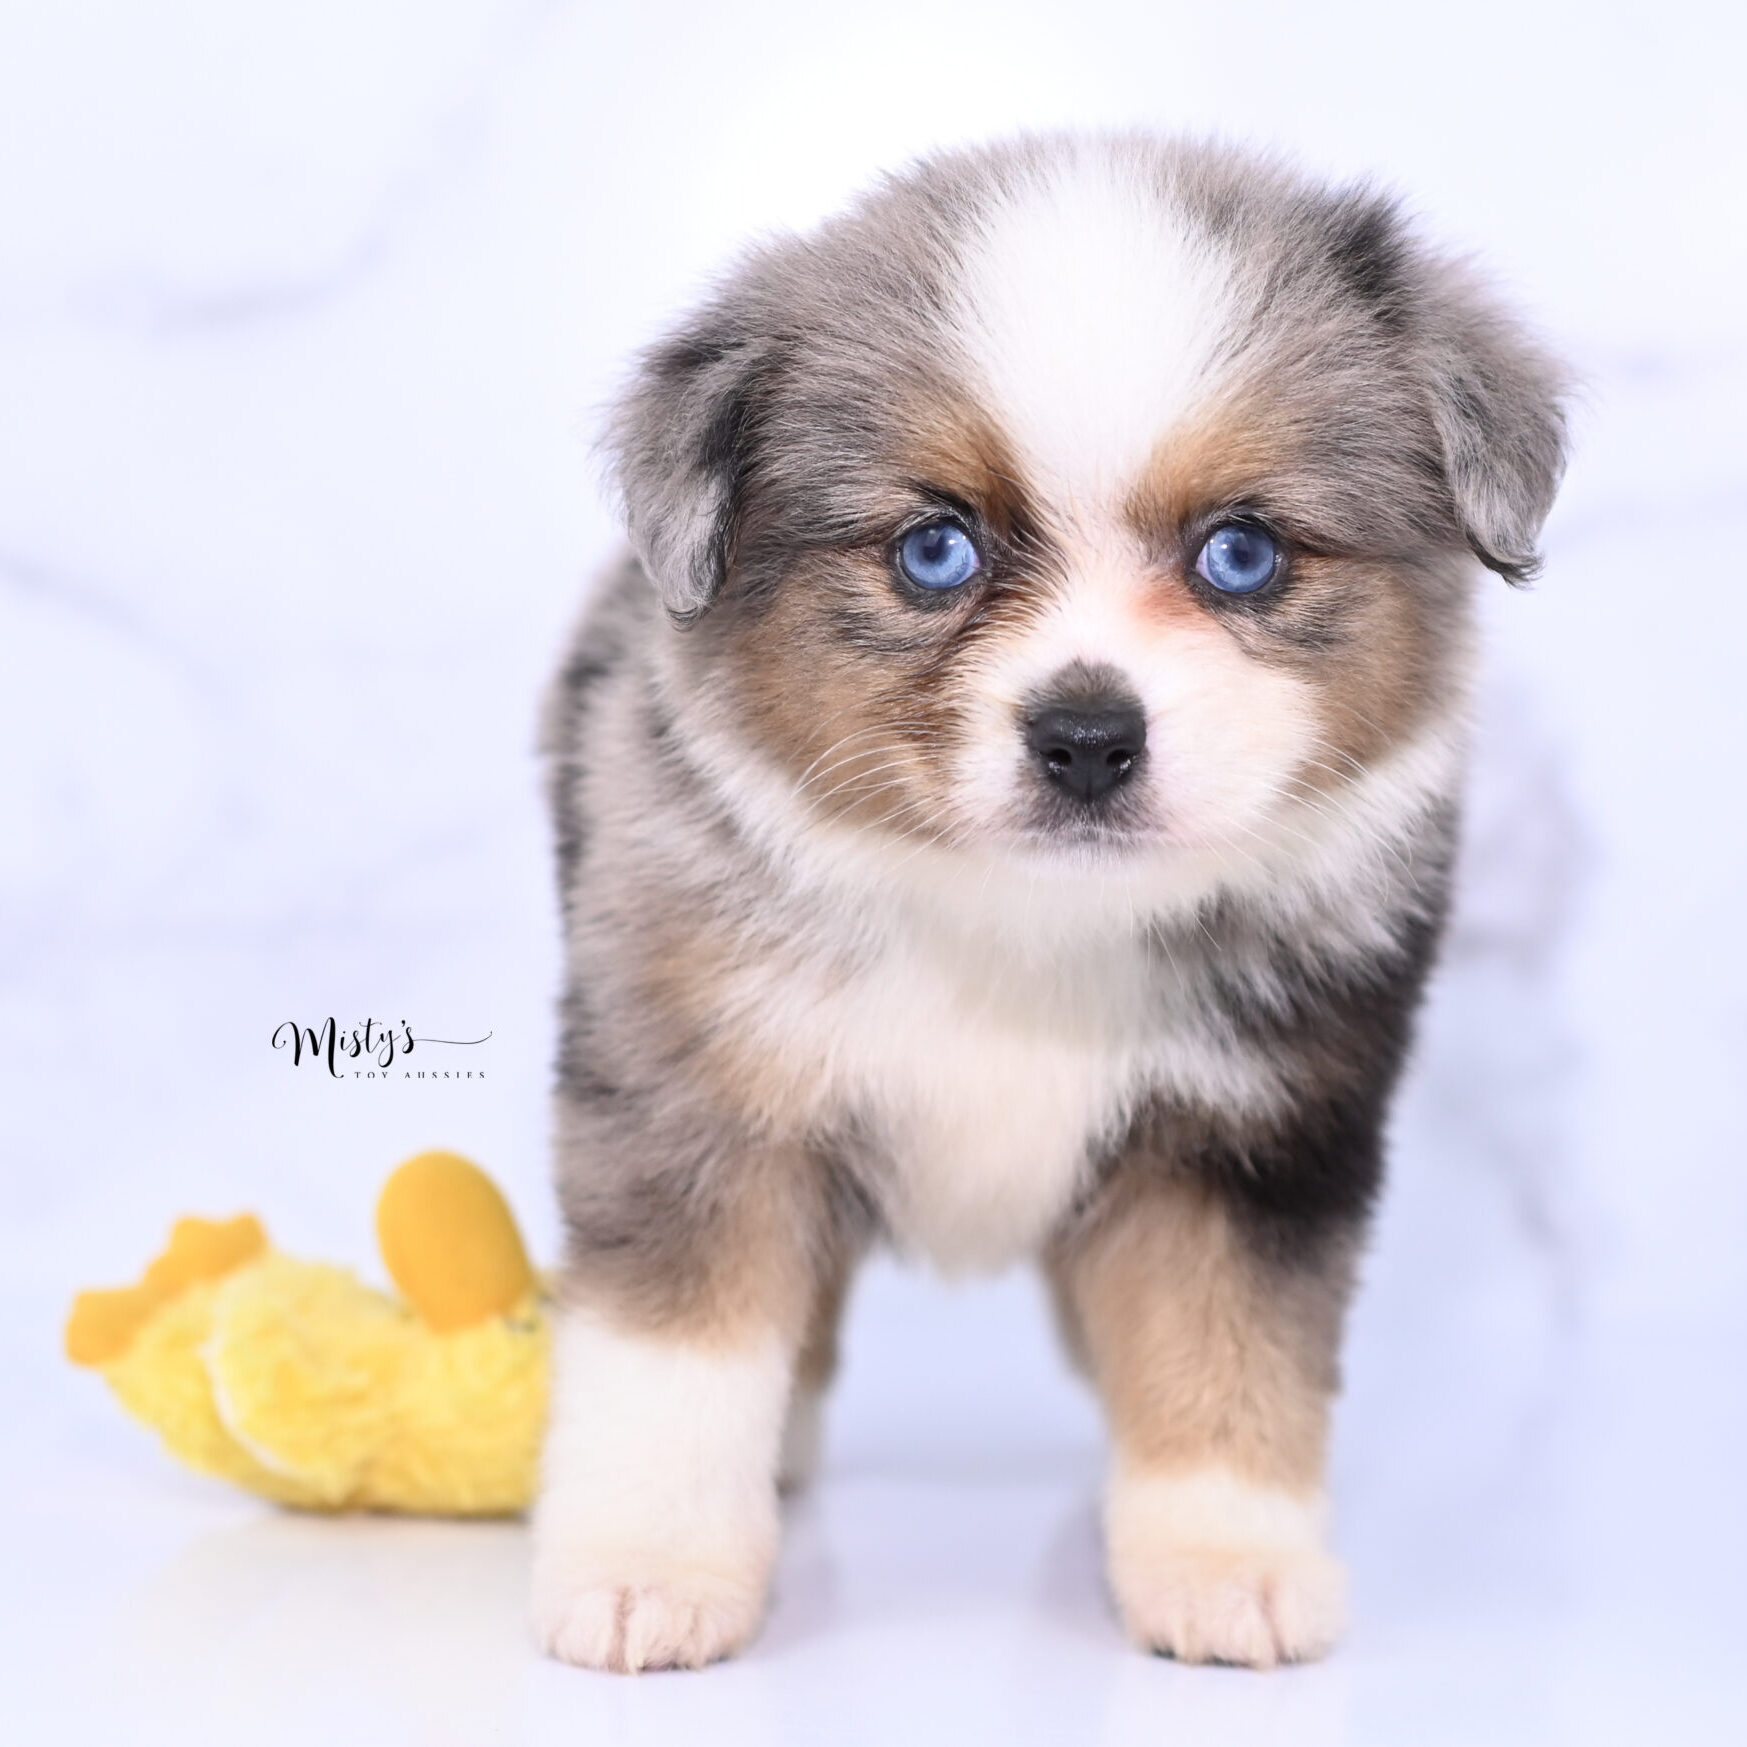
xmin=606 ymin=314 xmax=782 ymax=625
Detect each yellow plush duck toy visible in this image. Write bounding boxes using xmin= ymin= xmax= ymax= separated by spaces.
xmin=65 ymin=1151 xmax=549 ymax=1516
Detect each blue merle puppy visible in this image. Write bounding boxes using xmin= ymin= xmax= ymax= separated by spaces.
xmin=532 ymin=133 xmax=1568 ymax=1673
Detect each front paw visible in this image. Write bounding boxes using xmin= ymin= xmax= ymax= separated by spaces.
xmin=532 ymin=1310 xmax=794 ymax=1671
xmin=1110 ymin=1544 xmax=1346 ymax=1667
xmin=1105 ymin=1467 xmax=1346 ymax=1667
xmin=531 ymin=1558 xmax=770 ymax=1672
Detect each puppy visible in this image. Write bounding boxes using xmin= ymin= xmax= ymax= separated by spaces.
xmin=532 ymin=133 xmax=1567 ymax=1673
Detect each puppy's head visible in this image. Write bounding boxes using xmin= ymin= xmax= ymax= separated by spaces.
xmin=607 ymin=137 xmax=1568 ymax=889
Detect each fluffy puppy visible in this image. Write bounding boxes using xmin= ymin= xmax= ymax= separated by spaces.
xmin=533 ymin=134 xmax=1568 ymax=1673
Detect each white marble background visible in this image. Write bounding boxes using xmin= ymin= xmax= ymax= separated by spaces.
xmin=3 ymin=2 xmax=1744 ymax=1742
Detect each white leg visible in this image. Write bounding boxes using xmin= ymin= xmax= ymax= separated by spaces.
xmin=530 ymin=1307 xmax=794 ymax=1672
xmin=1104 ymin=1463 xmax=1347 ymax=1668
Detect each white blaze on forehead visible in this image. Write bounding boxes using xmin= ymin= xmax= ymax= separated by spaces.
xmin=953 ymin=152 xmax=1234 ymax=506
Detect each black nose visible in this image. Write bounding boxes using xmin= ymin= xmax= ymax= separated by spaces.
xmin=1025 ymin=703 xmax=1147 ymax=803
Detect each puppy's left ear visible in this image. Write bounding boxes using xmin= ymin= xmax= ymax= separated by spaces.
xmin=1421 ymin=273 xmax=1571 ymax=585
xmin=606 ymin=307 xmax=784 ymax=624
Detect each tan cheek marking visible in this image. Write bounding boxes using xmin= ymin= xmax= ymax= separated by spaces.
xmin=718 ymin=572 xmax=878 ymax=778
xmin=1125 ymin=402 xmax=1456 ymax=800
xmin=704 ymin=555 xmax=956 ymax=838
xmin=694 ymin=378 xmax=1058 ymax=839
xmin=1283 ymin=554 xmax=1449 ymax=780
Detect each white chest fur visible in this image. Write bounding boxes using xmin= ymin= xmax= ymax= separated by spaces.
xmin=739 ymin=900 xmax=1280 ymax=1273
xmin=835 ymin=931 xmax=1136 ymax=1270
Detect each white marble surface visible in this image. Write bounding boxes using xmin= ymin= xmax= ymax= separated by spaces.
xmin=3 ymin=2 xmax=1745 ymax=1742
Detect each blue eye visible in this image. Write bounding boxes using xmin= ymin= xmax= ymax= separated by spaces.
xmin=897 ymin=519 xmax=980 ymax=591
xmin=1196 ymin=523 xmax=1280 ymax=595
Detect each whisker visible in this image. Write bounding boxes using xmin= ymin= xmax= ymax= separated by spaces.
xmin=807 ymin=757 xmax=927 ymax=811
xmin=791 ymin=723 xmax=894 ymax=790
xmin=794 ymin=742 xmax=917 ymax=799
